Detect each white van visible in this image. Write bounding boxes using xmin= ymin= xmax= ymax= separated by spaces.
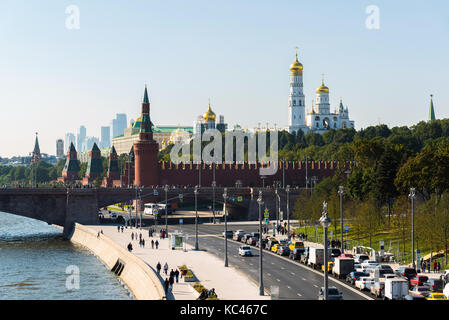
xmin=144 ymin=203 xmax=161 ymax=215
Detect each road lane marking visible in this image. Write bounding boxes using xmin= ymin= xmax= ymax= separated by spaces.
xmin=267 ymin=273 xmax=271 ymax=276
xmin=302 ymin=277 xmax=307 ymax=281
xmin=297 ymin=293 xmax=302 ymax=297
xmin=277 ymin=279 xmax=281 ymax=282
xmin=313 ymin=284 xmax=318 ymax=288
xmin=291 ymin=272 xmax=295 ymax=275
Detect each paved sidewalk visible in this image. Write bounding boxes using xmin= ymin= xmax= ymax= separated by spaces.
xmin=90 ymin=225 xmax=269 ymax=300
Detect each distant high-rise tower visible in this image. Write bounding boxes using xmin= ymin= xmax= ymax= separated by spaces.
xmin=112 ymin=114 xmax=127 ymax=138
xmin=428 ymin=94 xmax=436 ymax=121
xmin=31 ymin=132 xmax=42 ymax=165
xmin=100 ymin=126 xmax=111 ymax=149
xmin=56 ymin=139 xmax=64 ymax=159
xmin=65 ymin=133 xmax=76 ymax=153
xmin=77 ymin=125 xmax=86 ymax=152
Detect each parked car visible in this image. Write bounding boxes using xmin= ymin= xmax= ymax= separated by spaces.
xmin=233 ymin=230 xmax=245 ymax=241
xmin=256 ymin=238 xmax=267 ymax=248
xmin=277 ymin=246 xmax=290 ymax=256
xmin=247 ymin=237 xmax=258 ymax=246
xmin=346 ymin=271 xmax=369 ymax=285
xmin=250 ymin=232 xmax=260 ymax=239
xmin=354 ymin=254 xmax=370 ymax=263
xmin=241 ymin=234 xmax=251 ymax=243
xmin=279 ymin=239 xmax=289 ymax=246
xmin=370 ymin=281 xmax=385 ymax=298
xmin=271 ymin=244 xmax=280 ymax=254
xmin=409 ymin=286 xmax=431 ymax=297
xmin=355 ymin=277 xmax=375 ymax=291
xmin=289 ymin=248 xmax=304 ymax=260
xmin=265 ymin=239 xmax=279 ymax=251
xmin=410 ymin=275 xmax=429 ymax=287
xmin=222 ymin=230 xmax=233 ymax=238
xmin=424 ymin=278 xmax=444 ymax=292
xmin=426 ymin=292 xmax=448 ymax=300
xmin=317 ymin=286 xmax=343 ymax=300
xmin=395 ymin=267 xmax=417 ymax=280
xmin=238 ymin=245 xmax=252 ymax=257
xmin=288 ymin=241 xmax=305 ymax=251
xmin=404 ymin=294 xmax=427 ymax=300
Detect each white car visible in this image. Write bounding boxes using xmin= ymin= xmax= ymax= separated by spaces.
xmin=361 ymin=260 xmax=379 ymax=269
xmin=239 ymin=245 xmax=252 ymax=257
xmin=355 ymin=277 xmax=375 ymax=291
xmin=354 ymin=254 xmax=370 ymax=264
xmin=443 ymin=283 xmax=449 ymax=299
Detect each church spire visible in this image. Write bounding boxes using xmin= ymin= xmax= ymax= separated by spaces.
xmin=31 ymin=132 xmax=42 ymax=165
xmin=143 ymin=84 xmax=149 ymax=104
xmin=429 ymin=94 xmax=436 ymax=121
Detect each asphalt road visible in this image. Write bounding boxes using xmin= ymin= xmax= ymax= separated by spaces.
xmin=165 ymin=222 xmax=371 ymax=300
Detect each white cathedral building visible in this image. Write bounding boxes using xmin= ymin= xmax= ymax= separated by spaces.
xmin=287 ymin=51 xmax=354 ymax=134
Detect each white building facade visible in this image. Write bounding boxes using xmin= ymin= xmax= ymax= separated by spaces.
xmin=287 ymin=51 xmax=354 ymax=134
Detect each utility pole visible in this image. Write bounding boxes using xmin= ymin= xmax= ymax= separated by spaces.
xmin=194 ymin=185 xmax=199 ymax=250
xmin=319 ymin=201 xmax=331 ymax=300
xmin=257 ymin=191 xmax=264 ymax=296
xmin=409 ymin=188 xmax=416 ymax=270
xmin=212 ymin=164 xmax=216 ymax=224
xmin=164 ymin=184 xmax=169 ymax=238
xmin=223 ymin=187 xmax=228 ymax=267
xmin=338 ymin=186 xmax=344 ymax=253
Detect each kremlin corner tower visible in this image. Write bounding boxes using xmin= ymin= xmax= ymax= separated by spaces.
xmin=133 ymin=85 xmax=159 ymax=187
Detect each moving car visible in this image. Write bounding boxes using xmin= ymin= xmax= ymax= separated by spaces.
xmin=346 ymin=271 xmax=369 ymax=285
xmin=404 ymin=294 xmax=427 ymax=300
xmin=426 ymin=292 xmax=448 ymax=300
xmin=354 ymin=254 xmax=370 ymax=263
xmin=317 ymin=286 xmax=343 ymax=300
xmin=361 ymin=260 xmax=379 ymax=269
xmin=288 ymin=241 xmax=305 ymax=251
xmin=409 ymin=286 xmax=431 ymax=297
xmin=222 ymin=230 xmax=233 ymax=238
xmin=289 ymin=248 xmax=305 ymax=260
xmin=376 ymin=264 xmax=394 ymax=274
xmin=409 ymin=275 xmax=429 ymax=287
xmin=241 ymin=234 xmax=251 ymax=243
xmin=247 ymin=236 xmax=258 ymax=246
xmin=238 ymin=245 xmax=252 ymax=257
xmin=355 ymin=277 xmax=375 ymax=291
xmin=370 ymin=281 xmax=385 ymax=298
xmin=395 ymin=267 xmax=417 ymax=280
xmin=233 ymin=230 xmax=245 ymax=241
xmin=423 ymin=278 xmax=444 ymax=292
xmin=321 ymin=261 xmax=334 ymax=273
xmin=265 ymin=239 xmax=279 ymax=251
xmin=277 ymin=246 xmax=290 ymax=256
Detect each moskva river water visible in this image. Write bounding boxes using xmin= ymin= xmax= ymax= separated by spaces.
xmin=0 ymin=211 xmax=132 ymax=300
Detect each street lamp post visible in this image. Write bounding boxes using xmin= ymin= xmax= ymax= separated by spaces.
xmin=319 ymin=201 xmax=331 ymax=300
xmin=212 ymin=178 xmax=216 ymax=224
xmin=409 ymin=187 xmax=416 ymax=270
xmin=223 ymin=188 xmax=228 ymax=267
xmin=194 ymin=185 xmax=199 ymax=250
xmin=139 ymin=188 xmax=142 ymax=231
xmin=338 ymin=186 xmax=344 ymax=253
xmin=164 ymin=184 xmax=169 ymax=238
xmin=286 ymin=185 xmax=290 ymax=239
xmin=257 ymin=191 xmax=264 ymax=296
xmin=135 ymin=186 xmax=138 ymax=229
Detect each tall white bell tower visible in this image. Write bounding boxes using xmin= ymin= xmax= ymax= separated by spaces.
xmin=288 ymin=48 xmax=307 ymax=134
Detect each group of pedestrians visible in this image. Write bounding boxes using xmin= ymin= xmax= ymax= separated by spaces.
xmin=420 ymin=258 xmax=442 ymax=273
xmin=156 ymin=262 xmax=180 ymax=296
xmin=117 ymin=225 xmax=124 ymax=233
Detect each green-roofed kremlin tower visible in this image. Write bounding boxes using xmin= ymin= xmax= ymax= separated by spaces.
xmin=133 ymin=85 xmax=159 ymax=187
xmin=83 ymin=142 xmax=103 ymax=184
xmin=60 ymin=142 xmax=80 ymax=182
xmin=31 ymin=132 xmax=42 ymax=165
xmin=428 ymin=94 xmax=436 ymax=121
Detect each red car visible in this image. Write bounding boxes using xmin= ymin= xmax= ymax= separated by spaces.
xmin=409 ymin=275 xmax=429 ymax=287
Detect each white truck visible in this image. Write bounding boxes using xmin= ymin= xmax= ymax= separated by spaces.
xmin=383 ymin=278 xmax=409 ymax=300
xmin=308 ymin=247 xmax=325 ymax=270
xmin=333 ymin=258 xmax=354 ymax=279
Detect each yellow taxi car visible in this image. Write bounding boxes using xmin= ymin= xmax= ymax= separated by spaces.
xmin=426 ymin=293 xmax=448 ymax=300
xmin=321 ymin=261 xmax=334 ymax=273
xmin=288 ymin=241 xmax=305 ymax=251
xmin=271 ymin=244 xmax=280 ymax=253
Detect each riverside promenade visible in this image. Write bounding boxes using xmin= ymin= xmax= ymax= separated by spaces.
xmin=89 ymin=225 xmax=269 ymax=300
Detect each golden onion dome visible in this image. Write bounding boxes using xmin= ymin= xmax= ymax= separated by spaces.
xmin=290 ymin=59 xmax=303 ymax=74
xmin=203 ymin=103 xmax=216 ymax=122
xmin=316 ymin=82 xmax=329 ymax=94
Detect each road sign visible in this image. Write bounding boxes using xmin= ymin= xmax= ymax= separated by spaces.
xmin=179 ymin=219 xmax=183 ymax=225
xmin=185 ymin=233 xmax=189 ymax=240
xmin=280 ymin=211 xmax=284 ymax=221
xmin=264 ymin=209 xmax=269 ymax=219
xmin=344 ymin=225 xmax=349 ymax=232
xmin=153 ymin=209 xmax=159 ymax=216
xmin=153 ymin=189 xmax=158 ymax=196
xmin=179 ymin=194 xmax=183 ymax=199
xmin=314 ymin=221 xmax=318 ymax=226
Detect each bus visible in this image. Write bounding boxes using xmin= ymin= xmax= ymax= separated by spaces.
xmin=143 ymin=203 xmax=173 ymax=215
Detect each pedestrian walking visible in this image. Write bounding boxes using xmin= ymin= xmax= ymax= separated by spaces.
xmin=155 ymin=240 xmax=159 ymax=249
xmin=164 ymin=278 xmax=169 ymax=295
xmin=156 ymin=262 xmax=161 ymax=274
xmin=169 ymin=269 xmax=174 ymax=279
xmin=151 ymin=239 xmax=155 ymax=249
xmin=438 ymin=261 xmax=441 ymax=272
xmin=142 ymin=239 xmax=145 ymax=248
xmin=174 ymin=269 xmax=179 ymax=283
xmin=117 ymin=225 xmax=120 ymax=232
xmin=139 ymin=233 xmax=142 ymax=241
xmin=433 ymin=260 xmax=438 ymax=273
xmin=164 ymin=262 xmax=168 ymax=275
xmin=127 ymin=242 xmax=133 ymax=252
xmin=169 ymin=275 xmax=174 ymax=290
xmin=427 ymin=260 xmax=431 ymax=273
xmin=131 ymin=233 xmax=134 ymax=241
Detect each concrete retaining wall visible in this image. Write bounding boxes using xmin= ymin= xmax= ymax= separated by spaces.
xmin=69 ymin=223 xmax=165 ymax=300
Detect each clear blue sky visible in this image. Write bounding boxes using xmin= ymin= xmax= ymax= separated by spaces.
xmin=0 ymin=0 xmax=448 ymax=157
